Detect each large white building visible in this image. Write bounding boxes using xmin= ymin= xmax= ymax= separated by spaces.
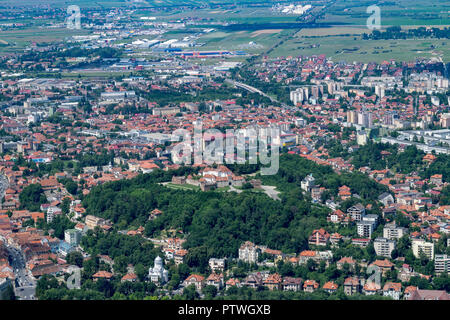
xmin=46 ymin=206 xmax=62 ymax=223
xmin=357 ymin=130 xmax=368 ymax=146
xmin=301 ymin=174 xmax=316 ymax=193
xmin=383 ymin=223 xmax=407 ymax=240
xmin=357 ymin=214 xmax=378 ymax=238
xmin=290 ymin=88 xmax=309 ymax=105
xmin=434 ymin=254 xmax=450 ymax=275
xmin=374 ymin=238 xmax=396 ymax=258
xmin=148 ymin=256 xmax=169 ymax=285
xmin=209 ymin=258 xmax=226 ymax=273
xmin=412 ymin=239 xmax=434 ymax=260
xmin=64 ymin=229 xmax=81 ymax=246
xmin=357 ymin=221 xmax=374 ymax=238
xmin=238 ymin=241 xmax=260 ymax=264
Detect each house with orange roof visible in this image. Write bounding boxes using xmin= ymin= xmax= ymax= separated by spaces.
xmin=329 ymin=232 xmax=343 ymax=246
xmin=383 ymin=282 xmax=402 ymax=300
xmin=92 ymin=271 xmax=113 ymax=281
xmin=121 ymin=273 xmax=137 ymax=283
xmin=338 ymin=185 xmax=352 ymax=200
xmin=327 ymin=209 xmax=347 ymax=224
xmin=403 ymin=286 xmax=418 ymax=300
xmin=423 ymin=154 xmax=436 ymax=163
xmin=308 ymin=228 xmax=330 ymax=246
xmin=174 ymin=249 xmax=188 ymax=265
xmin=225 ymin=278 xmax=241 ymax=289
xmin=183 ymin=274 xmax=205 ymax=292
xmin=303 ymin=280 xmax=319 ymax=293
xmin=263 ymin=273 xmax=282 ymax=291
xmin=370 ymin=259 xmax=395 ymax=276
xmin=336 ymin=257 xmax=356 ymax=270
xmin=298 ymin=250 xmax=317 ymax=265
xmin=363 ymin=281 xmax=381 ymax=295
xmin=205 ymin=273 xmax=224 ymax=289
xmin=323 ymin=281 xmax=338 ymax=294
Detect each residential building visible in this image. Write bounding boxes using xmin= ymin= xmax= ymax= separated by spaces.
xmin=370 ymin=259 xmax=395 ymax=276
xmin=403 ymin=286 xmax=418 ymax=300
xmin=238 ymin=241 xmax=260 ymax=264
xmin=64 ymin=229 xmax=81 ymax=246
xmin=183 ymin=274 xmax=205 ymax=292
xmin=434 ymin=254 xmax=450 ymax=275
xmin=408 ymin=289 xmax=450 ymax=300
xmin=205 ymin=273 xmax=224 ymax=289
xmin=383 ymin=223 xmax=407 ymax=240
xmin=303 ymin=280 xmax=319 ymax=293
xmin=337 ymin=257 xmax=356 ymax=271
xmin=225 ymin=278 xmax=241 ymax=290
xmin=308 ymin=228 xmax=330 ymax=246
xmin=85 ymin=215 xmax=104 ymax=230
xmin=343 ymin=277 xmax=361 ymax=295
xmin=412 ymin=239 xmax=434 ymax=260
xmin=357 ymin=221 xmax=375 ymax=238
xmin=263 ymin=273 xmax=282 ymax=291
xmin=322 ymin=281 xmax=338 ymax=294
xmin=282 ymin=277 xmax=303 ymax=292
xmin=374 ymin=237 xmax=396 ymax=258
xmin=208 ymin=258 xmax=226 ymax=273
xmin=383 ymin=282 xmax=402 ymax=300
xmin=363 ymin=281 xmax=381 ymax=295
xmin=347 ymin=204 xmax=365 ymax=221
xmin=301 ymin=174 xmax=316 ymax=193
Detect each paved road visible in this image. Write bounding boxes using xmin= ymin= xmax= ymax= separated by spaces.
xmin=7 ymin=246 xmax=36 ymax=300
xmin=228 ymin=185 xmax=243 ymax=194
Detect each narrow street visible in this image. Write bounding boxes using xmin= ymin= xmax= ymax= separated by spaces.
xmin=7 ymin=246 xmax=36 ymax=300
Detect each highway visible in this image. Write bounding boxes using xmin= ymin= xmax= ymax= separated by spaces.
xmin=225 ymin=79 xmax=291 ymax=109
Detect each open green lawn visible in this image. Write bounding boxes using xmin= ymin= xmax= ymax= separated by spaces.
xmin=165 ymin=183 xmax=200 ymax=191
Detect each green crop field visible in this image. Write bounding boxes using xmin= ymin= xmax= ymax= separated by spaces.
xmin=0 ymin=28 xmax=89 ymax=54
xmin=270 ymin=36 xmax=450 ymax=63
xmin=318 ymin=0 xmax=450 ymax=27
xmin=0 ymin=0 xmax=449 ymax=62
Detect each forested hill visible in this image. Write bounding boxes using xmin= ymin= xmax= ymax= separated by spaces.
xmin=82 ymin=154 xmax=388 ymax=258
xmin=261 ymin=154 xmax=389 ymax=200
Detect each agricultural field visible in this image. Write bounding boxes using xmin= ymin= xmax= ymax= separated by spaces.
xmin=0 ymin=0 xmax=449 ymax=63
xmin=270 ymin=35 xmax=450 ymax=63
xmin=0 ymin=28 xmax=89 ymax=54
xmin=318 ymin=0 xmax=450 ymax=26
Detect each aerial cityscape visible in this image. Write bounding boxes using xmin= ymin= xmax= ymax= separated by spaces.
xmin=0 ymin=0 xmax=450 ymax=303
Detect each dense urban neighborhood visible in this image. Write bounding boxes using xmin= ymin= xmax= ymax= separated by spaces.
xmin=0 ymin=0 xmax=450 ymax=302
